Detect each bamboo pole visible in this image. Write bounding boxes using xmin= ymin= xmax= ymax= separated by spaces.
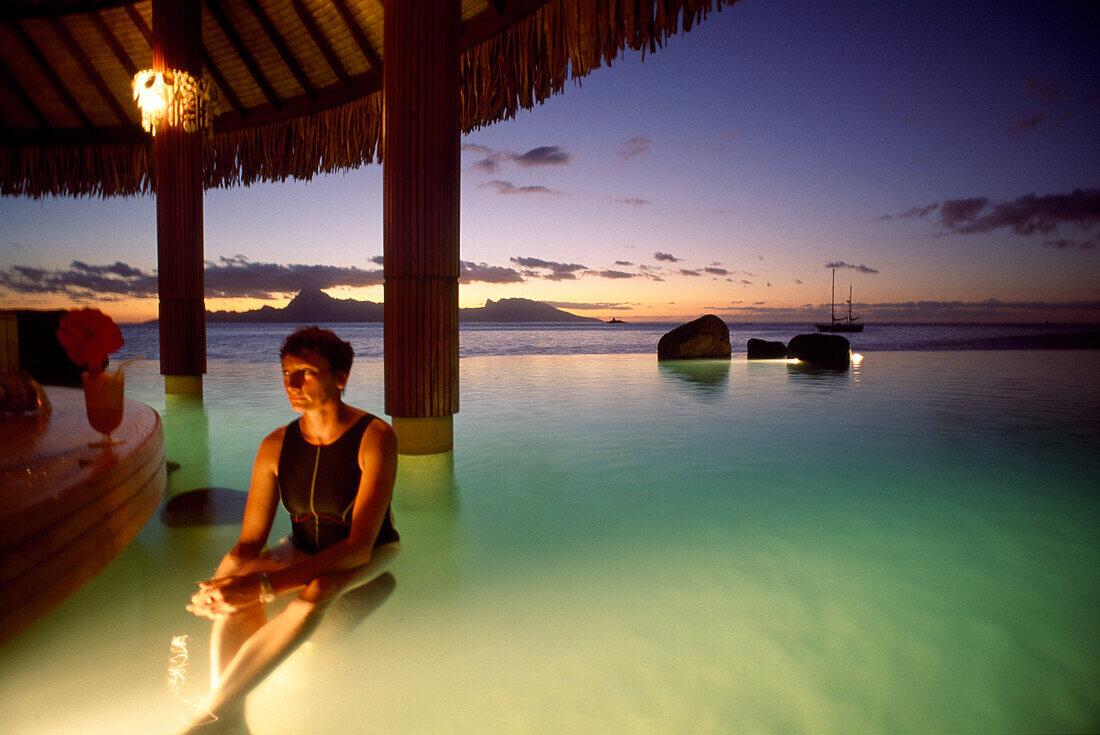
xmin=383 ymin=0 xmax=461 ymax=454
xmin=153 ymin=0 xmax=205 ymax=394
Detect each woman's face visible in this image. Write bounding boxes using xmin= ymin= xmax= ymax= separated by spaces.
xmin=281 ymin=350 xmax=346 ymax=412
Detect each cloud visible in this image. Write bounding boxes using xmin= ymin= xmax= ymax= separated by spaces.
xmin=515 ymin=146 xmax=571 ymax=167
xmin=614 ymin=260 xmax=634 ymax=266
xmin=877 ymin=203 xmax=938 ymax=221
xmin=679 ymin=269 xmax=701 ymax=277
xmin=509 ymin=257 xmax=587 ymax=280
xmin=654 ymin=251 xmax=682 ymax=262
xmin=612 ymin=198 xmax=651 ymax=206
xmin=617 ymin=137 xmax=652 ymax=161
xmin=545 ymin=301 xmax=634 ymax=311
xmin=1042 ymin=237 xmax=1098 ymax=250
xmin=1 ymin=262 xmax=157 ymax=298
xmin=0 ymin=256 xmax=388 ymax=300
xmin=510 ymin=257 xmax=585 ymax=271
xmin=826 ymin=261 xmax=879 ymax=274
xmin=939 ymin=188 xmax=1100 ymax=235
xmin=463 ymin=144 xmax=572 ymax=174
xmin=480 ymin=180 xmax=563 ymax=196
xmin=1019 ymin=75 xmax=1068 ymax=103
xmin=704 ymin=266 xmax=729 ymax=276
xmin=203 ymin=259 xmax=383 ymax=297
xmin=459 ymin=261 xmax=525 ymax=284
xmin=370 ymin=255 xmax=384 ymax=265
xmin=690 ymin=207 xmax=737 ymax=216
xmin=1009 ymin=112 xmax=1045 ymax=132
xmin=883 ymin=189 xmax=1100 ymax=239
xmin=595 ymin=270 xmax=636 ymax=279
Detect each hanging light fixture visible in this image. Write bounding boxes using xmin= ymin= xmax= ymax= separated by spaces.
xmin=131 ymin=69 xmax=216 ymax=136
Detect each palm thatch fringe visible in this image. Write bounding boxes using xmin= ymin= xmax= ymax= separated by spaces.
xmin=1 ymin=0 xmax=736 ymax=198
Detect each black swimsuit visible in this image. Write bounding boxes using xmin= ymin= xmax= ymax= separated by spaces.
xmin=277 ymin=413 xmax=399 ymax=554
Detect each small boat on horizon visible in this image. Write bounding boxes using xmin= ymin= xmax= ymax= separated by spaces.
xmin=607 ymin=317 xmax=626 ymax=324
xmin=815 ymin=268 xmax=864 ymax=333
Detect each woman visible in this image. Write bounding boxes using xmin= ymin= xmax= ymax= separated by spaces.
xmin=182 ymin=326 xmax=399 ymax=730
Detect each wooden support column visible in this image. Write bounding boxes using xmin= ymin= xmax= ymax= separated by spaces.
xmin=153 ymin=0 xmax=205 ymax=395
xmin=383 ymin=0 xmax=460 ymax=454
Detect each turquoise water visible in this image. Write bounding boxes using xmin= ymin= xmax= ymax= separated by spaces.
xmin=2 ymin=351 xmax=1098 ymax=734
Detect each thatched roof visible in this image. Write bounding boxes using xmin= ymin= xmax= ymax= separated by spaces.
xmin=1 ymin=0 xmax=737 ymax=198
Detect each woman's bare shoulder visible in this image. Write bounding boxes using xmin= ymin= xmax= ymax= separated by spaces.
xmin=256 ymin=425 xmax=289 ymax=466
xmin=359 ymin=413 xmax=396 ymax=453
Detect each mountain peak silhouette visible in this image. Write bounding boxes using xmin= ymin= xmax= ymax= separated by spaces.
xmin=206 ymin=290 xmax=600 ymax=323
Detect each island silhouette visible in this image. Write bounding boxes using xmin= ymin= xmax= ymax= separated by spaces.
xmin=205 ymin=288 xmax=602 ymax=323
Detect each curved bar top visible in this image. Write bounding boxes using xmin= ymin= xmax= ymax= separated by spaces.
xmin=0 ymin=387 xmax=166 ymax=646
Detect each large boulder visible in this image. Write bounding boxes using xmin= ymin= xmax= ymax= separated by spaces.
xmin=746 ymin=338 xmax=787 ymax=359
xmin=786 ymin=333 xmax=851 ymax=369
xmin=657 ymin=315 xmax=731 ymax=360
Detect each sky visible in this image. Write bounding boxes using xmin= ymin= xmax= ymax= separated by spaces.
xmin=1 ymin=0 xmax=1098 ymax=323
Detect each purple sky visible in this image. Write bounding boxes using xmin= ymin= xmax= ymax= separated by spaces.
xmin=2 ymin=0 xmax=1098 ymax=322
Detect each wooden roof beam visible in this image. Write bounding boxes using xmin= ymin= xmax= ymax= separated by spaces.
xmin=88 ymin=10 xmax=137 ymax=77
xmin=331 ymin=0 xmax=383 ymax=76
xmin=0 ymin=60 xmax=51 ymax=128
xmin=9 ymin=21 xmax=94 ymax=128
xmin=0 ymin=2 xmax=136 ymax=21
xmin=201 ymin=49 xmax=246 ymax=118
xmin=243 ymin=0 xmax=317 ymax=101
xmin=290 ymin=0 xmax=350 ymax=88
xmin=461 ymin=0 xmax=551 ymax=51
xmin=124 ymin=4 xmax=152 ymax=46
xmin=48 ymin=16 xmax=132 ymax=126
xmin=203 ymin=0 xmax=282 ymax=111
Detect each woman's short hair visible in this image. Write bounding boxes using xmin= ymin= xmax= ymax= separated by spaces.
xmin=280 ymin=326 xmax=354 ymax=377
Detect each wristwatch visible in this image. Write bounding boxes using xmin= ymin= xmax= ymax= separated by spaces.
xmin=258 ymin=572 xmax=276 ymax=604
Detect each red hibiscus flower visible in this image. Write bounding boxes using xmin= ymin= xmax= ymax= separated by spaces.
xmin=56 ymin=308 xmax=124 ymax=375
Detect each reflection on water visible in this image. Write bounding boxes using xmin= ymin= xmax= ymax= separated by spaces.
xmin=394 ymin=451 xmax=459 ymax=516
xmin=161 ymin=393 xmax=212 ymax=498
xmin=785 ymin=360 xmax=852 ymax=379
xmin=391 ymin=451 xmax=462 ymax=602
xmin=657 ymin=358 xmax=730 ymax=396
xmin=2 ymin=351 xmax=1098 ymax=735
xmin=160 ymin=487 xmax=249 ymax=527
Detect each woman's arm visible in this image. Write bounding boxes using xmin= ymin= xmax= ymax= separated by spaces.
xmin=189 ymin=418 xmax=398 ymax=617
xmin=263 ymin=418 xmax=398 ymax=593
xmin=188 ymin=428 xmax=284 ymax=617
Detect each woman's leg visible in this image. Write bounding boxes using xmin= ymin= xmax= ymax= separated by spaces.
xmin=207 ymin=539 xmax=308 ymax=685
xmin=181 ymin=543 xmax=399 ymax=731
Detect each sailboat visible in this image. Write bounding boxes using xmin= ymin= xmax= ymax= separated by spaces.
xmin=814 ymin=268 xmax=864 ymax=333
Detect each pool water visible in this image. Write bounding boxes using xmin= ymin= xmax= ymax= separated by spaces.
xmin=2 ymin=351 xmax=1098 ymax=734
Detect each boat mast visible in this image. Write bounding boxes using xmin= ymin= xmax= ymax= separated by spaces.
xmin=830 ymin=268 xmax=836 ymax=323
xmin=847 ymin=284 xmax=852 ymax=323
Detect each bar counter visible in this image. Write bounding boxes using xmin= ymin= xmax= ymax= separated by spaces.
xmin=0 ymin=387 xmax=166 ymax=645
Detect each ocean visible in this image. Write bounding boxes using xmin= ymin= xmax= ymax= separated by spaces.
xmin=2 ymin=321 xmax=1097 ymax=734
xmin=114 ymin=321 xmax=1100 ymax=364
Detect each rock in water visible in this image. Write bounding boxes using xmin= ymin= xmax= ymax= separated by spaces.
xmin=746 ymin=338 xmax=787 ymax=359
xmin=786 ymin=333 xmax=851 ymax=369
xmin=657 ymin=315 xmax=732 ymax=360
